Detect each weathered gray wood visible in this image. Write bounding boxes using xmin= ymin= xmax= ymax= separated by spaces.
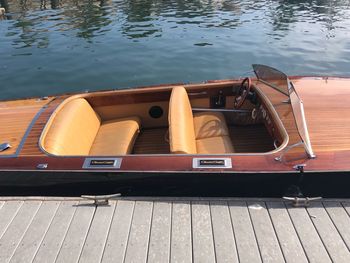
xmin=78 ymin=202 xmax=116 ymax=263
xmin=33 ymin=201 xmax=78 ymax=263
xmin=287 ymin=204 xmax=331 ymax=263
xmin=307 ymin=202 xmax=350 ymax=263
xmin=228 ymin=201 xmax=261 ymax=263
xmin=124 ymin=201 xmax=153 ymax=263
xmin=101 ymin=200 xmax=135 ymax=263
xmin=323 ymin=202 xmax=350 ymax=249
xmin=55 ymin=202 xmax=95 ymax=263
xmin=191 ymin=201 xmax=216 ymax=263
xmin=0 ymin=201 xmax=23 ymax=239
xmin=9 ymin=201 xmax=60 ymax=263
xmin=170 ymin=201 xmax=192 ymax=263
xmin=247 ymin=202 xmax=285 ymax=263
xmin=147 ymin=201 xmax=171 ymax=263
xmin=210 ymin=201 xmax=238 ymax=263
xmin=0 ymin=201 xmax=41 ymax=263
xmin=266 ymin=202 xmax=307 ymax=263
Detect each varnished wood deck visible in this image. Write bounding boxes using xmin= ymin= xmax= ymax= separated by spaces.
xmin=0 ymin=197 xmax=350 ymax=262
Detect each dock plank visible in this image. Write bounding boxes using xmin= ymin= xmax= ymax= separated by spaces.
xmin=101 ymin=200 xmax=135 ymax=263
xmin=10 ymin=201 xmax=59 ymax=263
xmin=323 ymin=202 xmax=350 ymax=249
xmin=0 ymin=201 xmax=41 ymax=263
xmin=307 ymin=202 xmax=350 ymax=263
xmin=123 ymin=201 xmax=153 ymax=263
xmin=0 ymin=198 xmax=349 ymax=263
xmin=147 ymin=201 xmax=171 ymax=263
xmin=287 ymin=204 xmax=331 ymax=263
xmin=55 ymin=202 xmax=95 ymax=263
xmin=210 ymin=201 xmax=239 ymax=263
xmin=78 ymin=202 xmax=116 ymax=263
xmin=266 ymin=202 xmax=308 ymax=263
xmin=0 ymin=201 xmax=23 ymax=240
xmin=170 ymin=201 xmax=192 ymax=263
xmin=228 ymin=201 xmax=262 ymax=263
xmin=192 ymin=201 xmax=216 ymax=263
xmin=247 ymin=202 xmax=285 ymax=263
xmin=33 ymin=201 xmax=78 ymax=263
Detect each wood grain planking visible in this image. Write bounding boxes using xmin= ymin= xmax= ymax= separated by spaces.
xmin=20 ymin=98 xmax=65 ymax=156
xmin=0 ymin=201 xmax=23 ymax=240
xmin=134 ymin=128 xmax=170 ymax=154
xmin=124 ymin=201 xmax=153 ymax=263
xmin=324 ymin=202 xmax=350 ymax=250
xmin=191 ymin=201 xmax=216 ymax=263
xmin=210 ymin=201 xmax=239 ymax=263
xmin=55 ymin=202 xmax=95 ymax=263
xmin=33 ymin=201 xmax=78 ymax=263
xmin=247 ymin=202 xmax=285 ymax=263
xmin=9 ymin=201 xmax=60 ymax=263
xmin=307 ymin=202 xmax=350 ymax=263
xmin=170 ymin=201 xmax=192 ymax=263
xmin=0 ymin=201 xmax=42 ymax=263
xmin=101 ymin=200 xmax=135 ymax=263
xmin=287 ymin=205 xmax=331 ymax=263
xmin=0 ymin=98 xmax=52 ymax=156
xmin=266 ymin=202 xmax=308 ymax=263
xmin=78 ymin=203 xmax=116 ymax=263
xmin=228 ymin=201 xmax=262 ymax=263
xmin=147 ymin=201 xmax=172 ymax=263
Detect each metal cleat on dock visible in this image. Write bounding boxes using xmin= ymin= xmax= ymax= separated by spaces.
xmin=283 ymin=196 xmax=322 ymax=207
xmin=81 ymin=193 xmax=121 ymax=205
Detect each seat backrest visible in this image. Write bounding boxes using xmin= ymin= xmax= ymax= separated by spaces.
xmin=42 ymin=98 xmax=101 ymax=155
xmin=168 ymin=86 xmax=197 ymax=154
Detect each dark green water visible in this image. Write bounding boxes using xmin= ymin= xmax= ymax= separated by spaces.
xmin=1 ymin=0 xmax=350 ymax=100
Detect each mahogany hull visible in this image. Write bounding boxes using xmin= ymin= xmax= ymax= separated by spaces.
xmin=1 ymin=74 xmax=350 ymax=197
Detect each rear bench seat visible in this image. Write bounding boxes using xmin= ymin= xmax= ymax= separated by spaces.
xmin=41 ymin=98 xmax=140 ymax=156
xmin=168 ymin=86 xmax=234 ymax=154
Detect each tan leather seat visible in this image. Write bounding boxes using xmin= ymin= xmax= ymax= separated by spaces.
xmin=90 ymin=117 xmax=141 ymax=155
xmin=168 ymin=86 xmax=233 ymax=154
xmin=42 ymin=98 xmax=140 ymax=156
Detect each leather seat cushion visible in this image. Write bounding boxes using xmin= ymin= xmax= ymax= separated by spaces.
xmin=193 ymin=112 xmax=229 ymax=140
xmin=196 ymin=135 xmax=234 ymax=154
xmin=89 ymin=116 xmax=141 ymax=155
xmin=43 ymin=98 xmax=101 ymax=156
xmin=168 ymin=86 xmax=197 ymax=154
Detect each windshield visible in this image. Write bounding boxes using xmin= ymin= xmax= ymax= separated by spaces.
xmin=253 ymin=64 xmax=290 ymax=96
xmin=253 ymin=64 xmax=316 ymax=158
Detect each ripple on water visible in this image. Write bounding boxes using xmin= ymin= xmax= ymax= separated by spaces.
xmin=0 ymin=0 xmax=350 ymax=99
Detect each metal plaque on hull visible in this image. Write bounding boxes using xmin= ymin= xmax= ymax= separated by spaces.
xmin=83 ymin=158 xmax=122 ymax=169
xmin=192 ymin=158 xmax=232 ymax=169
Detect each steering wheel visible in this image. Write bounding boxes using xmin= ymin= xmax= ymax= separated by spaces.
xmin=234 ymin=77 xmax=252 ymax=109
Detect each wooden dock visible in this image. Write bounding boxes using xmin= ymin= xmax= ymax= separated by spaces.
xmin=0 ymin=197 xmax=350 ymax=263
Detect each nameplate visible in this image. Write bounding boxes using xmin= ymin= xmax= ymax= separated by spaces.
xmin=193 ymin=158 xmax=232 ymax=169
xmin=83 ymin=158 xmax=122 ymax=169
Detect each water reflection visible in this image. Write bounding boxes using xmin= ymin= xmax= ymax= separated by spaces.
xmin=2 ymin=0 xmax=350 ymax=43
xmin=1 ymin=0 xmax=350 ymax=99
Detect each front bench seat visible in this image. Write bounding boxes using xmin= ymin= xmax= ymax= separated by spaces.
xmin=42 ymin=98 xmax=140 ymax=156
xmin=168 ymin=86 xmax=234 ymax=154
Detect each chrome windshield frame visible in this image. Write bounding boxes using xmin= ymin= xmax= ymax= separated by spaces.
xmin=253 ymin=64 xmax=316 ymax=159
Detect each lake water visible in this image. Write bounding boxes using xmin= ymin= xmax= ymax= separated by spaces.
xmin=1 ymin=0 xmax=350 ymax=100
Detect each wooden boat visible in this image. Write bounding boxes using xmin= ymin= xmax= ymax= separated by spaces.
xmin=1 ymin=64 xmax=350 ymax=196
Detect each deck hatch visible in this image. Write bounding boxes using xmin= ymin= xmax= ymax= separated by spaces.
xmin=192 ymin=158 xmax=232 ymax=169
xmin=82 ymin=158 xmax=122 ymax=169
